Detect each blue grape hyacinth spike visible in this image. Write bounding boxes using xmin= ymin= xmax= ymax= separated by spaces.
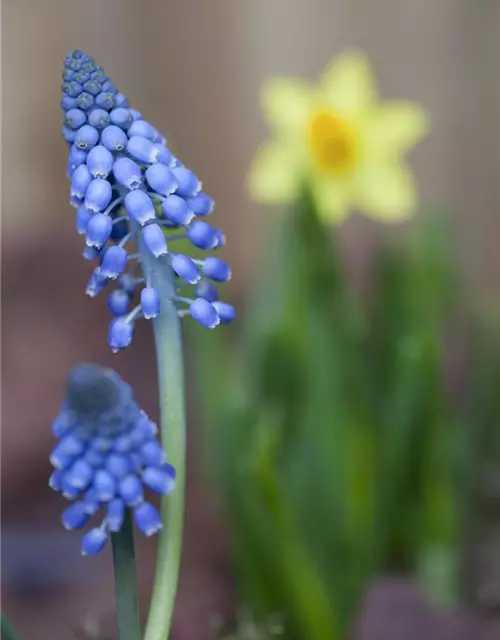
xmin=61 ymin=50 xmax=235 ymax=351
xmin=50 ymin=363 xmax=176 ymax=555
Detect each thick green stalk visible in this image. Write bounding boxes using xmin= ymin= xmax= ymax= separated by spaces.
xmin=1 ymin=612 xmax=22 ymax=640
xmin=111 ymin=512 xmax=141 ymax=640
xmin=138 ymin=237 xmax=186 ymax=640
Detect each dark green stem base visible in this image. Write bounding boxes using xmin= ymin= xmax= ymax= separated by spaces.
xmin=111 ymin=512 xmax=141 ymax=640
xmin=1 ymin=612 xmax=22 ymax=640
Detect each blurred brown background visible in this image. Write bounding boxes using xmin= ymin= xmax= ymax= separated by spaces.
xmin=2 ymin=1 xmax=500 ymax=639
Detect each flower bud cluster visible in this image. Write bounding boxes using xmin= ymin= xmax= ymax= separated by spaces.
xmin=62 ymin=50 xmax=235 ymax=350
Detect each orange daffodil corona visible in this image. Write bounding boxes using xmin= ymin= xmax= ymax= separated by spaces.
xmin=248 ymin=51 xmax=429 ymax=223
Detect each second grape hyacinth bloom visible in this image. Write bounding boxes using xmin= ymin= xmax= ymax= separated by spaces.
xmin=50 ymin=363 xmax=176 ymax=555
xmin=62 ymin=49 xmax=235 ymax=351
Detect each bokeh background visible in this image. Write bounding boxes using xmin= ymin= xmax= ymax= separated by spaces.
xmin=3 ymin=1 xmax=500 ymax=639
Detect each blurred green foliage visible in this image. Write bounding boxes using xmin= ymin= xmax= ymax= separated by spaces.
xmin=193 ymin=195 xmax=493 ymax=638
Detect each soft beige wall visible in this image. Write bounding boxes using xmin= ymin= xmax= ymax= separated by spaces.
xmin=3 ymin=0 xmax=500 ymax=293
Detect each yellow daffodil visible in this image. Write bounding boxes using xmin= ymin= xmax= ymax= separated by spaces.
xmin=248 ymin=51 xmax=429 ymax=223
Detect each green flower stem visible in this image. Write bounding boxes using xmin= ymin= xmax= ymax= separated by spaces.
xmin=138 ymin=237 xmax=186 ymax=640
xmin=1 ymin=612 xmax=22 ymax=640
xmin=111 ymin=511 xmax=141 ymax=640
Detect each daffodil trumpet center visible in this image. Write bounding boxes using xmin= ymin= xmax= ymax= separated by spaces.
xmin=308 ymin=110 xmax=357 ymax=176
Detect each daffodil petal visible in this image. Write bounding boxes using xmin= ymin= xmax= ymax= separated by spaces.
xmin=261 ymin=77 xmax=314 ymax=136
xmin=356 ymin=162 xmax=417 ymax=221
xmin=310 ymin=175 xmax=352 ymax=224
xmin=319 ymin=50 xmax=377 ymax=116
xmin=247 ymin=141 xmax=302 ymax=204
xmin=364 ymin=102 xmax=429 ymax=157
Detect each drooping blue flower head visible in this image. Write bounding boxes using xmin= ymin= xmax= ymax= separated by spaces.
xmin=50 ymin=363 xmax=176 ymax=555
xmin=62 ymin=50 xmax=235 ymax=351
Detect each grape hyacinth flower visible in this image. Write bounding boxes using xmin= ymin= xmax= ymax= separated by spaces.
xmin=56 ymin=50 xmax=234 ymax=640
xmin=62 ymin=49 xmax=235 ymax=352
xmin=50 ymin=363 xmax=175 ymax=556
